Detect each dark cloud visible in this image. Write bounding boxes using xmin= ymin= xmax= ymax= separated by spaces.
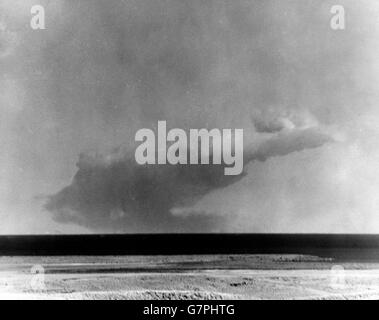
xmin=45 ymin=127 xmax=331 ymax=232
xmin=249 ymin=128 xmax=332 ymax=162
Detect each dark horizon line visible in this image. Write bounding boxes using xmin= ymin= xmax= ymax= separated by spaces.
xmin=1 ymin=232 xmax=379 ymax=236
xmin=1 ymin=234 xmax=379 ymax=260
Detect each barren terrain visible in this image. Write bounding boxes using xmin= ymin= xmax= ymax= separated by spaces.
xmin=1 ymin=255 xmax=379 ymax=299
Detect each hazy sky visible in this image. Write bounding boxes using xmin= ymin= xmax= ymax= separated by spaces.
xmin=1 ymin=0 xmax=379 ymax=234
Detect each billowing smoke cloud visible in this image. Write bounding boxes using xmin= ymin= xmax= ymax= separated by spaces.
xmin=45 ymin=125 xmax=331 ymax=232
xmin=250 ymin=127 xmax=332 ymax=162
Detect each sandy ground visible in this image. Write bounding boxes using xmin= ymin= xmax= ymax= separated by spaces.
xmin=1 ymin=255 xmax=379 ymax=300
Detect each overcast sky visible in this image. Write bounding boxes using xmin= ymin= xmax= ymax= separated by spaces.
xmin=1 ymin=0 xmax=379 ymax=234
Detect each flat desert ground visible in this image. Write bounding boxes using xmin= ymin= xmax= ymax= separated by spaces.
xmin=1 ymin=255 xmax=379 ymax=299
